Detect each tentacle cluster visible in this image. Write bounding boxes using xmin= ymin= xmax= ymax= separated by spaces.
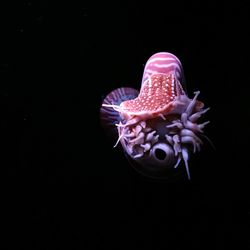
xmin=164 ymin=93 xmax=210 ymax=179
xmin=114 ymin=91 xmax=210 ymax=180
xmin=116 ymin=121 xmax=159 ymax=159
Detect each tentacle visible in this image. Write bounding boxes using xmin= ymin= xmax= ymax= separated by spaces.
xmin=165 ymin=134 xmax=173 ymax=145
xmin=140 ymin=142 xmax=151 ymax=152
xmin=151 ymin=135 xmax=159 ymax=144
xmin=180 ymin=129 xmax=203 ymax=144
xmin=140 ymin=121 xmax=146 ymax=128
xmin=123 ymin=116 xmax=142 ymax=127
xmin=102 ymin=103 xmax=123 ymax=112
xmin=144 ymin=127 xmax=153 ymax=133
xmin=158 ymin=114 xmax=166 ymax=120
xmin=166 ymin=121 xmax=183 ymax=129
xmin=124 ymin=131 xmax=136 ymax=138
xmin=173 ymin=135 xmax=181 ymax=156
xmin=181 ymin=136 xmax=198 ymax=153
xmin=135 ymin=124 xmax=142 ymax=136
xmin=145 ymin=131 xmax=157 ymax=142
xmin=198 ymin=121 xmax=210 ymax=131
xmin=114 ymin=124 xmax=128 ymax=148
xmin=129 ymin=132 xmax=145 ymax=144
xmin=185 ymin=91 xmax=200 ymax=116
xmin=181 ymin=113 xmax=204 ymax=133
xmin=133 ymin=147 xmax=144 ymax=159
xmin=174 ymin=154 xmax=182 ymax=168
xmin=181 ymin=147 xmax=191 ymax=180
xmin=189 ymin=107 xmax=210 ymax=122
xmin=199 ymin=133 xmax=216 ymax=150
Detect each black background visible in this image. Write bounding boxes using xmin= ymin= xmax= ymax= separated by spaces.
xmin=1 ymin=1 xmax=249 ymax=249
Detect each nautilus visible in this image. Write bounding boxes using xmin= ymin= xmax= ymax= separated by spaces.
xmin=100 ymin=52 xmax=210 ymax=180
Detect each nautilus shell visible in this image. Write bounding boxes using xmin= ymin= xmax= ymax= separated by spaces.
xmin=100 ymin=52 xmax=210 ymax=180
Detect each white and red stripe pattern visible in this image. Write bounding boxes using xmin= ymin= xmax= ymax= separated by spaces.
xmin=141 ymin=52 xmax=185 ymax=87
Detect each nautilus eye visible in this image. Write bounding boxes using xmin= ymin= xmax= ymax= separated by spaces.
xmin=100 ymin=52 xmax=210 ymax=181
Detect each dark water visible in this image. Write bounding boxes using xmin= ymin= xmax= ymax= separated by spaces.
xmin=1 ymin=1 xmax=249 ymax=249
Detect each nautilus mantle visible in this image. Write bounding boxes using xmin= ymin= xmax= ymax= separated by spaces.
xmin=100 ymin=52 xmax=210 ymax=180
